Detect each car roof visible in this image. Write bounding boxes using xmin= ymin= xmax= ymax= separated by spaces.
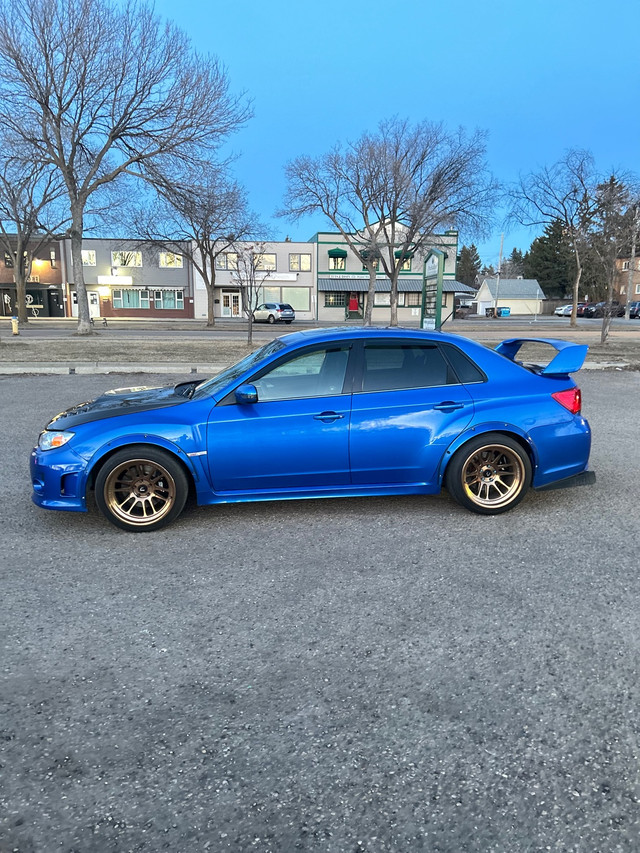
xmin=275 ymin=326 xmax=481 ymax=350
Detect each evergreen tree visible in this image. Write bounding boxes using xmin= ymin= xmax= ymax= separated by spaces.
xmin=501 ymin=248 xmax=524 ymax=278
xmin=457 ymin=243 xmax=482 ymax=287
xmin=523 ymin=220 xmax=574 ymax=299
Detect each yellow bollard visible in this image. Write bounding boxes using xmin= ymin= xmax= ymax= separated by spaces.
xmin=11 ymin=316 xmax=19 ymax=335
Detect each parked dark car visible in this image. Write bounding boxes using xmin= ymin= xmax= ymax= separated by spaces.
xmin=628 ymin=301 xmax=640 ymax=319
xmin=583 ymin=301 xmax=625 ymax=318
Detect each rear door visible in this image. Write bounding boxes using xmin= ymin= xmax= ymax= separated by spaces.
xmin=349 ymin=341 xmax=474 ymax=486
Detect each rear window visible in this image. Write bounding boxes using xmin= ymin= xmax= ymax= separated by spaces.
xmin=279 ymin=304 xmax=293 ymax=310
xmin=440 ymin=344 xmax=486 ymax=383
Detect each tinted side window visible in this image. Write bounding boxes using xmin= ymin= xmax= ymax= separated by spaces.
xmin=360 ymin=345 xmax=456 ymax=392
xmin=252 ymin=346 xmax=350 ymax=402
xmin=440 ymin=344 xmax=486 ymax=384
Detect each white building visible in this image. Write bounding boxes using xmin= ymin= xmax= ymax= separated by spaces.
xmin=475 ymin=278 xmax=546 ymax=317
xmin=192 ymin=240 xmax=316 ymax=322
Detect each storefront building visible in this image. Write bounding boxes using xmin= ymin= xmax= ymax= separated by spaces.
xmin=192 ymin=240 xmax=316 ymax=322
xmin=0 ymin=240 xmax=65 ymax=318
xmin=311 ymin=230 xmax=460 ymax=323
xmin=63 ymin=239 xmax=194 ymax=319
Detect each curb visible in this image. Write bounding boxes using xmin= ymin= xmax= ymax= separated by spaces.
xmin=0 ymin=360 xmax=634 ymax=376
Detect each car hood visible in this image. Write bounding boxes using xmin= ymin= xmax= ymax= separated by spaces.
xmin=45 ymin=381 xmax=198 ymax=430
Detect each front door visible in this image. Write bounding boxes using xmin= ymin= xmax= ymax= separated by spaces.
xmin=71 ymin=290 xmax=101 ymax=318
xmin=221 ymin=291 xmax=241 ymax=318
xmin=207 ymin=344 xmax=352 ymax=492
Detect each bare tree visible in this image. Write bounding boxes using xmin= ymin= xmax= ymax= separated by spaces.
xmin=0 ymin=0 xmax=250 ymax=333
xmin=508 ymin=150 xmax=598 ymax=326
xmin=589 ymin=176 xmax=635 ymax=343
xmin=0 ymin=154 xmax=70 ymax=324
xmin=282 ymin=117 xmax=497 ymax=325
xmin=132 ymin=165 xmax=262 ymax=327
xmin=231 ymin=243 xmax=274 ymax=346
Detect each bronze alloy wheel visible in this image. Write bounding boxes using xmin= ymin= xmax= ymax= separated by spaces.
xmin=462 ymin=443 xmax=525 ymax=509
xmin=104 ymin=458 xmax=177 ymax=526
xmin=95 ymin=446 xmax=189 ymax=531
xmin=446 ymin=433 xmax=532 ymax=515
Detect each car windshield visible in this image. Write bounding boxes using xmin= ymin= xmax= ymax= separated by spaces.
xmin=192 ymin=338 xmax=287 ymax=399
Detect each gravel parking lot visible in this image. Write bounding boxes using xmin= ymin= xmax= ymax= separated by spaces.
xmin=1 ymin=368 xmax=639 ymax=852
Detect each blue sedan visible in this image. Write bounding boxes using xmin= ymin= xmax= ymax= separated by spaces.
xmin=30 ymin=328 xmax=595 ymax=532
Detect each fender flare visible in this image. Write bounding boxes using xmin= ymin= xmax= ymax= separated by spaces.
xmin=85 ymin=433 xmax=201 ymax=487
xmin=437 ymin=422 xmax=538 ymax=487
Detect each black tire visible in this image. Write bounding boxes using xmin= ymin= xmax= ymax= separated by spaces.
xmin=268 ymin=314 xmax=276 ymax=324
xmin=445 ymin=433 xmax=532 ymax=515
xmin=95 ymin=445 xmax=189 ymax=532
xmin=285 ymin=320 xmax=293 ymax=324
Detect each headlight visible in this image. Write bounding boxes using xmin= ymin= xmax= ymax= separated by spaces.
xmin=38 ymin=430 xmax=75 ymax=451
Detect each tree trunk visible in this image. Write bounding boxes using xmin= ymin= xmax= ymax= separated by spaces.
xmin=389 ymin=272 xmax=400 ymax=326
xmin=206 ymin=282 xmax=216 ymax=327
xmin=70 ymin=206 xmax=92 ymax=335
xmin=600 ymin=272 xmax=615 ymax=344
xmin=13 ymin=239 xmax=28 ymax=325
xmin=625 ymin=213 xmax=637 ymax=320
xmin=205 ymin=265 xmax=217 ymax=327
xmin=363 ymin=266 xmax=377 ymax=326
xmin=570 ymin=244 xmax=582 ymax=328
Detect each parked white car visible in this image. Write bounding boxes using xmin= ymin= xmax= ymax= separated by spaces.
xmin=555 ymin=304 xmax=571 ymax=316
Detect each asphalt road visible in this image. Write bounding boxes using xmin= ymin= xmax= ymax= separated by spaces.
xmin=1 ymin=370 xmax=639 ymax=852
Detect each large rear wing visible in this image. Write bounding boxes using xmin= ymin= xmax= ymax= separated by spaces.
xmin=495 ymin=338 xmax=588 ymax=376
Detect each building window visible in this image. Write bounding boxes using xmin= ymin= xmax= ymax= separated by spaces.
xmin=362 ymin=260 xmax=380 ymax=271
xmin=111 ymin=250 xmax=142 ymax=267
xmin=636 ymin=284 xmax=640 ymax=295
xmin=405 ymin=292 xmax=421 ymax=306
xmin=154 ymin=289 xmax=184 ymax=309
xmin=324 ymin=292 xmax=346 ymax=307
xmin=329 ymin=256 xmax=346 ymax=271
xmin=159 ymin=252 xmax=183 ymax=268
xmin=400 ymin=258 xmax=412 ymax=271
xmin=374 ymin=292 xmax=391 ymax=306
xmin=215 ymin=252 xmax=238 ymax=270
xmin=255 ymin=253 xmax=277 ymax=271
xmin=112 ymin=289 xmax=150 ymax=309
xmin=4 ymin=252 xmax=13 ymax=268
xmin=289 ymin=253 xmax=311 ymax=272
xmin=81 ymin=250 xmax=96 ymax=266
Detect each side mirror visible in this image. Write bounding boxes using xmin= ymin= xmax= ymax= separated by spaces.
xmin=235 ymin=383 xmax=258 ymax=405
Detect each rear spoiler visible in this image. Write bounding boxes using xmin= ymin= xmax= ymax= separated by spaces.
xmin=495 ymin=338 xmax=588 ymax=375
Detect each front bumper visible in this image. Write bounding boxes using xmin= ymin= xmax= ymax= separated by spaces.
xmin=30 ymin=447 xmax=88 ymax=512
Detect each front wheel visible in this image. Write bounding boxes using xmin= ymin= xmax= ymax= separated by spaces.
xmin=95 ymin=446 xmax=189 ymax=531
xmin=267 ymin=314 xmax=276 ymax=324
xmin=445 ymin=433 xmax=531 ymax=515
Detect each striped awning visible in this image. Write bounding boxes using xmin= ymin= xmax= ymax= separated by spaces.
xmin=317 ymin=277 xmax=422 ymax=293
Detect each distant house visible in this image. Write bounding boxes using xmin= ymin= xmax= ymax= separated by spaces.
xmin=475 ymin=278 xmax=546 ymax=316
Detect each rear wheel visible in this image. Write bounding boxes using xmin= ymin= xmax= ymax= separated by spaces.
xmin=95 ymin=446 xmax=188 ymax=532
xmin=446 ymin=433 xmax=531 ymax=515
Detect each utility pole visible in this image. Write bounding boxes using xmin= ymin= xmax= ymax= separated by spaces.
xmin=625 ymin=205 xmax=639 ymax=320
xmin=493 ymin=233 xmax=504 ymax=317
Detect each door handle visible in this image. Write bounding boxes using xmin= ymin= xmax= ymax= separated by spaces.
xmin=433 ymin=401 xmax=465 ymax=412
xmin=313 ymin=411 xmax=344 ymax=423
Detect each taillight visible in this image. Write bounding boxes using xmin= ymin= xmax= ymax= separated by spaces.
xmin=552 ymin=387 xmax=581 ymax=414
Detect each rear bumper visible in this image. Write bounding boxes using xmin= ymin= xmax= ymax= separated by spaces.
xmin=534 ymin=470 xmax=596 ymax=492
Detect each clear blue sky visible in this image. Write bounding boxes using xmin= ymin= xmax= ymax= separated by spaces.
xmin=153 ymin=0 xmax=640 ymax=269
